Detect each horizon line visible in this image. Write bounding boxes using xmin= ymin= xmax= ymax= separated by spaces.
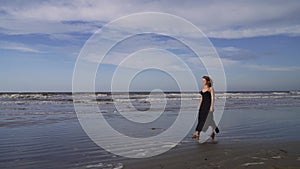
xmin=0 ymin=90 xmax=298 ymax=93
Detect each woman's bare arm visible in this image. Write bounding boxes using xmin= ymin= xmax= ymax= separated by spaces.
xmin=210 ymin=87 xmax=215 ymax=112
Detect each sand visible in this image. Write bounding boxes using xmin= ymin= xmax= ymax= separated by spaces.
xmin=123 ymin=140 xmax=300 ymax=169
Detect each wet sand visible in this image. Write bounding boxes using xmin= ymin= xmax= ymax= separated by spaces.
xmin=124 ymin=140 xmax=300 ymax=169
xmin=1 ymin=92 xmax=300 ymax=168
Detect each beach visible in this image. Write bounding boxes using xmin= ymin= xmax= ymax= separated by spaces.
xmin=1 ymin=91 xmax=300 ymax=169
xmin=2 ymin=1 xmax=300 ymax=168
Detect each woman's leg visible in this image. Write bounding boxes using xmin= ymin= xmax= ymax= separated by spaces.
xmin=196 ymin=109 xmax=209 ymax=132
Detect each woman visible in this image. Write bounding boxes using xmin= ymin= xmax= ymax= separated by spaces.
xmin=192 ymin=76 xmax=216 ymax=140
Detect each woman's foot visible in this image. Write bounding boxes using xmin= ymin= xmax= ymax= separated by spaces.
xmin=211 ymin=132 xmax=215 ymax=140
xmin=192 ymin=132 xmax=199 ymax=139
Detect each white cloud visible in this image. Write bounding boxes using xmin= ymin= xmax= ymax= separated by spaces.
xmin=117 ymin=49 xmax=188 ymax=71
xmin=85 ymin=47 xmax=193 ymax=72
xmin=245 ymin=64 xmax=300 ymax=71
xmin=217 ymin=46 xmax=257 ymax=60
xmin=1 ymin=0 xmax=300 ymax=38
xmin=0 ymin=41 xmax=41 ymax=53
xmin=207 ymin=25 xmax=300 ymax=39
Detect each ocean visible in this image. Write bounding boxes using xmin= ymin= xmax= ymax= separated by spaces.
xmin=1 ymin=91 xmax=299 ymax=168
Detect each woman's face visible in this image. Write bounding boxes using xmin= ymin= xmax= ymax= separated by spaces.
xmin=202 ymin=78 xmax=207 ymax=85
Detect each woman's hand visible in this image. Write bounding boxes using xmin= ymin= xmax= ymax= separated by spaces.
xmin=210 ymin=107 xmax=214 ymax=113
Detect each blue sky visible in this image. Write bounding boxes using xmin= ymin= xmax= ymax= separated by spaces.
xmin=0 ymin=0 xmax=300 ymax=92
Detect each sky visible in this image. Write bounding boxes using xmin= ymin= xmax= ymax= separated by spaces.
xmin=0 ymin=0 xmax=300 ymax=92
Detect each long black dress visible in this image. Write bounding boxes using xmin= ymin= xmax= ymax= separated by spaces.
xmin=195 ymin=90 xmax=211 ymax=132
